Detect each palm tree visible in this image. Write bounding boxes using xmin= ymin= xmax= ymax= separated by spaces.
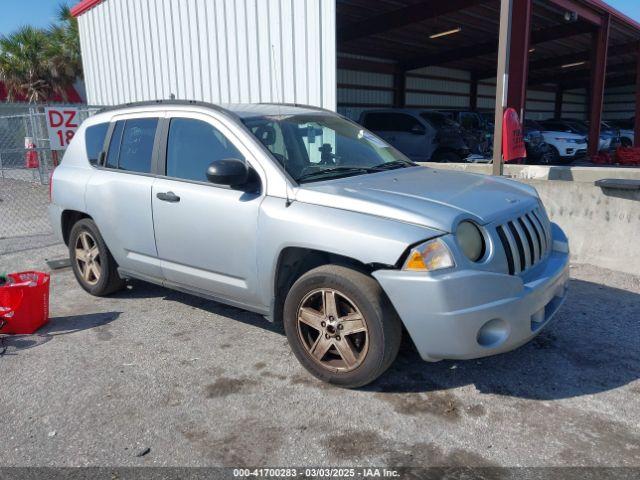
xmin=0 ymin=26 xmax=53 ymax=102
xmin=47 ymin=4 xmax=83 ymax=101
xmin=0 ymin=3 xmax=82 ymax=103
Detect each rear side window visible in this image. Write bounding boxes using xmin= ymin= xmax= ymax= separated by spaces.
xmin=118 ymin=119 xmax=158 ymax=173
xmin=85 ymin=123 xmax=109 ymax=166
xmin=165 ymin=118 xmax=244 ymax=182
xmin=104 ymin=118 xmax=158 ymax=173
xmin=362 ymin=113 xmax=422 ymax=133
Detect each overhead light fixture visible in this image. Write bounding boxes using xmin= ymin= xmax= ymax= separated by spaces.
xmin=561 ymin=61 xmax=587 ymax=69
xmin=429 ymin=27 xmax=462 ymax=39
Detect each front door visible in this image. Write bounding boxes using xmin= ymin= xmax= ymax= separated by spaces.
xmin=151 ymin=112 xmax=263 ymax=307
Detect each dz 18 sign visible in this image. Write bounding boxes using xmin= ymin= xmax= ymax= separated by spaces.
xmin=45 ymin=107 xmax=80 ymax=150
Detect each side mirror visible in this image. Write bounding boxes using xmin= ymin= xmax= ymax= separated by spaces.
xmin=411 ymin=125 xmax=426 ymax=135
xmin=206 ymin=158 xmax=249 ymax=187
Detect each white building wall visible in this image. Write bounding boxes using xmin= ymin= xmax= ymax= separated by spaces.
xmin=77 ymin=0 xmax=336 ymax=109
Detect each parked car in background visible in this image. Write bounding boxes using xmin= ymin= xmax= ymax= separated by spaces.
xmin=542 ymin=118 xmax=617 ymax=153
xmin=49 ymin=101 xmax=569 ymax=388
xmin=537 ymin=119 xmax=588 ymax=164
xmin=602 ymin=120 xmax=635 ymax=147
xmin=439 ymin=110 xmax=493 ymax=158
xmin=359 ymin=109 xmax=470 ymax=163
xmin=607 ymin=119 xmax=634 ymax=147
xmin=523 ymin=120 xmax=555 ymax=164
xmin=579 ymin=119 xmax=622 ymax=151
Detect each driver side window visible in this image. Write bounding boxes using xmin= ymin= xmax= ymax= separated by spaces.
xmin=165 ymin=117 xmax=244 ymax=182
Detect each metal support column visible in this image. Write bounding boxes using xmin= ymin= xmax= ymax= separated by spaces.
xmin=554 ymin=87 xmax=564 ymax=118
xmin=470 ymin=75 xmax=478 ymax=111
xmin=393 ymin=71 xmax=406 ymax=108
xmin=588 ymin=14 xmax=610 ymax=158
xmin=635 ymin=42 xmax=640 ymax=143
xmin=492 ymin=0 xmax=514 ymax=175
xmin=506 ymin=0 xmax=532 ymax=120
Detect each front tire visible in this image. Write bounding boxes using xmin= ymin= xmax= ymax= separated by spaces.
xmin=283 ymin=265 xmax=402 ymax=388
xmin=69 ymin=218 xmax=125 ymax=296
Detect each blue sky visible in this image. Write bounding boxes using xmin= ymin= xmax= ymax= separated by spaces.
xmin=0 ymin=0 xmax=638 ymax=35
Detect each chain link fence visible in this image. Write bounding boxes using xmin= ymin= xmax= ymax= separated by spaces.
xmin=0 ymin=105 xmax=98 ymax=255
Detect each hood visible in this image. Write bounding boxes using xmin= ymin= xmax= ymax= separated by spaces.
xmin=295 ymin=167 xmax=539 ymax=232
xmin=541 ymin=130 xmax=585 ymax=140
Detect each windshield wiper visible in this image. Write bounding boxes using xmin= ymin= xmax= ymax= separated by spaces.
xmin=295 ymin=166 xmax=375 ymax=183
xmin=370 ymin=160 xmax=416 ymax=171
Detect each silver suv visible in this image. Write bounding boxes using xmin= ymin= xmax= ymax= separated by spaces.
xmin=49 ymin=101 xmax=570 ymax=388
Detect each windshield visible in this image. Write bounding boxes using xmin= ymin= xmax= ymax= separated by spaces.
xmin=242 ymin=113 xmax=414 ymax=184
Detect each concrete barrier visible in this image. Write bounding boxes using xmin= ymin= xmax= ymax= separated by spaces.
xmin=419 ymin=163 xmax=640 ymax=275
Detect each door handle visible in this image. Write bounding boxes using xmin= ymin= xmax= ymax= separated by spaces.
xmin=156 ymin=191 xmax=180 ymax=203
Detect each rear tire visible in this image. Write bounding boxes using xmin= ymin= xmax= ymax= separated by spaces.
xmin=69 ymin=218 xmax=125 ymax=296
xmin=283 ymin=265 xmax=402 ymax=388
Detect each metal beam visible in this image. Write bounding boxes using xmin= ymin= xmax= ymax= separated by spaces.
xmin=547 ymin=0 xmax=602 ymax=26
xmin=470 ymin=75 xmax=479 ymax=110
xmin=588 ymin=14 xmax=611 ymax=157
xmin=336 ymin=57 xmax=398 ymax=75
xmin=337 ymin=0 xmax=491 ymax=43
xmin=555 ymin=87 xmax=564 ymax=118
xmin=506 ymin=0 xmax=532 ymax=120
xmin=635 ymin=43 xmax=640 ymax=143
xmin=528 ymin=61 xmax=637 ymax=87
xmin=492 ymin=0 xmax=513 ymax=175
xmin=401 ymin=22 xmax=593 ymax=72
xmin=393 ymin=72 xmax=406 ymax=108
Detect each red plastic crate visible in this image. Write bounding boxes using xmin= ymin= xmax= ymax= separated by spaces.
xmin=0 ymin=271 xmax=50 ymax=335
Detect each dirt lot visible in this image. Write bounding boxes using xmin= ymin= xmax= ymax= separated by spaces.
xmin=0 ymin=238 xmax=639 ymax=468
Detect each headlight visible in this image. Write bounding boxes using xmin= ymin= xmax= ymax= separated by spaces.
xmin=555 ymin=137 xmax=578 ymax=143
xmin=402 ymin=238 xmax=455 ymax=272
xmin=456 ymin=221 xmax=485 ymax=262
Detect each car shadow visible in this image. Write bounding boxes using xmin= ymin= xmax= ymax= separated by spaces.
xmin=114 ymin=280 xmax=284 ymax=335
xmin=114 ymin=277 xmax=639 ymax=401
xmin=0 ymin=312 xmax=121 ymax=355
xmin=368 ymin=278 xmax=640 ymax=400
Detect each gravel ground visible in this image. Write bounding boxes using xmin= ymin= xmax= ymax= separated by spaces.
xmin=0 ymin=243 xmax=638 ymax=469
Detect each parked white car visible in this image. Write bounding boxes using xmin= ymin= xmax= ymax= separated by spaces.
xmin=530 ymin=120 xmax=588 ymax=164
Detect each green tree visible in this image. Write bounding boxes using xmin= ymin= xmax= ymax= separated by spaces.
xmin=46 ymin=4 xmax=83 ymax=100
xmin=0 ymin=26 xmax=53 ymax=102
xmin=0 ymin=3 xmax=82 ymax=103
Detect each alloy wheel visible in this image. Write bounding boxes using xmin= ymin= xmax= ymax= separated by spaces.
xmin=296 ymin=288 xmax=369 ymax=372
xmin=74 ymin=231 xmax=101 ymax=286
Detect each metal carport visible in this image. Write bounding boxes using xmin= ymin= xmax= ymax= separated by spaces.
xmin=71 ymin=0 xmax=640 ymax=170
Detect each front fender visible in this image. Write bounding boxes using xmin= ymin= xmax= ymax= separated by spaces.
xmin=256 ymin=196 xmax=441 ymax=311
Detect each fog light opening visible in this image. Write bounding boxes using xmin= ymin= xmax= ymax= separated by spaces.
xmin=476 ymin=318 xmax=509 ymax=348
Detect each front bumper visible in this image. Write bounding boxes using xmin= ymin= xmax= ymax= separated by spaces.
xmin=373 ymin=233 xmax=570 ymax=362
xmin=559 ymin=145 xmax=587 ymax=157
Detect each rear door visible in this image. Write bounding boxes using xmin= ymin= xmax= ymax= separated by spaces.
xmin=151 ymin=111 xmax=264 ymax=307
xmin=362 ymin=112 xmax=431 ymax=161
xmin=85 ymin=113 xmax=163 ymax=279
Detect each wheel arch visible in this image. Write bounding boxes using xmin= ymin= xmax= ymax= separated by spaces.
xmin=271 ymin=246 xmax=391 ymax=324
xmin=61 ymin=210 xmax=93 ymax=246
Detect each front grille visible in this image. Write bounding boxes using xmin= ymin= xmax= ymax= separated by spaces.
xmin=496 ymin=207 xmax=552 ymax=275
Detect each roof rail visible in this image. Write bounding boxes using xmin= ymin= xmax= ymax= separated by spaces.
xmin=96 ymin=99 xmax=238 ymax=118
